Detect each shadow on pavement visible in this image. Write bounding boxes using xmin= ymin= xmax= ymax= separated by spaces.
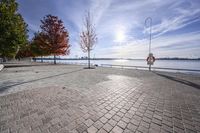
xmin=0 ymin=69 xmax=83 ymax=93
xmin=154 ymin=72 xmax=200 ymax=89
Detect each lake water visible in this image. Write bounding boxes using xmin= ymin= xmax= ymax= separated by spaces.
xmin=40 ymin=59 xmax=200 ymax=74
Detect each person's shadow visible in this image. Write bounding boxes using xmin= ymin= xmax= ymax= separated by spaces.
xmin=154 ymin=72 xmax=200 ymax=89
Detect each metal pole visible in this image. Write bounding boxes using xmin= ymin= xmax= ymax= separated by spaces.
xmin=145 ymin=17 xmax=152 ymax=71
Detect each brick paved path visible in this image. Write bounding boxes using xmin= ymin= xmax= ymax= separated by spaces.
xmin=0 ymin=66 xmax=200 ymax=133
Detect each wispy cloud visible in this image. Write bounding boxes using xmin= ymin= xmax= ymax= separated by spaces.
xmin=93 ymin=31 xmax=200 ymax=58
xmin=17 ymin=0 xmax=200 ymax=58
xmin=150 ymin=8 xmax=200 ymax=37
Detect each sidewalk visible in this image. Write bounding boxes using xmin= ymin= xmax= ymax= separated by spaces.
xmin=0 ymin=65 xmax=200 ymax=133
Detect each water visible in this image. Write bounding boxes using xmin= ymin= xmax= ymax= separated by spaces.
xmin=39 ymin=59 xmax=200 ymax=74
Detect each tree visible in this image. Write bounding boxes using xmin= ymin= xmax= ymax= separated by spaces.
xmin=15 ymin=42 xmax=33 ymax=60
xmin=37 ymin=15 xmax=70 ymax=64
xmin=80 ymin=12 xmax=97 ymax=68
xmin=15 ymin=32 xmax=51 ymax=61
xmin=0 ymin=0 xmax=28 ymax=61
xmin=30 ymin=32 xmax=51 ymax=57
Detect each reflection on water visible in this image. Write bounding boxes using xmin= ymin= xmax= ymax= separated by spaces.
xmin=114 ymin=59 xmax=128 ymax=62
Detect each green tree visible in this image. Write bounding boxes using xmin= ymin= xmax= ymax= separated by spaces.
xmin=15 ymin=42 xmax=32 ymax=60
xmin=0 ymin=0 xmax=28 ymax=61
xmin=30 ymin=32 xmax=51 ymax=57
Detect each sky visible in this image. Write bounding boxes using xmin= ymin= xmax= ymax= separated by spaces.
xmin=16 ymin=0 xmax=200 ymax=59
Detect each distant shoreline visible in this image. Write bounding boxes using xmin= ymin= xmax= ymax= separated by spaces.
xmin=33 ymin=57 xmax=200 ymax=61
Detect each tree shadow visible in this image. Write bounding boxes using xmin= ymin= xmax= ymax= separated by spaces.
xmin=0 ymin=69 xmax=83 ymax=93
xmin=154 ymin=72 xmax=200 ymax=89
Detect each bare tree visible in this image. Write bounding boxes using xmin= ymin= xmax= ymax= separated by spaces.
xmin=80 ymin=12 xmax=97 ymax=68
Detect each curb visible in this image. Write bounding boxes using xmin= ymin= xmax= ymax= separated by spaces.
xmin=0 ymin=64 xmax=4 ymax=71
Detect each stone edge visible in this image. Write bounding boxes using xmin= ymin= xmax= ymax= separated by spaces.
xmin=0 ymin=64 xmax=4 ymax=71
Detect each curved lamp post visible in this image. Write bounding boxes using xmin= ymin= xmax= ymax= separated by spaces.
xmin=145 ymin=17 xmax=153 ymax=71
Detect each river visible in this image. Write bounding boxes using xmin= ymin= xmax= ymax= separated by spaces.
xmin=39 ymin=59 xmax=200 ymax=74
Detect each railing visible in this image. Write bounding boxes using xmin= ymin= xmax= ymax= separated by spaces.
xmin=35 ymin=59 xmax=89 ymax=66
xmin=0 ymin=58 xmax=3 ymax=64
xmin=101 ymin=64 xmax=200 ymax=72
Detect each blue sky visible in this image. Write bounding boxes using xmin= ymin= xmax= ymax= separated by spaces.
xmin=16 ymin=0 xmax=200 ymax=58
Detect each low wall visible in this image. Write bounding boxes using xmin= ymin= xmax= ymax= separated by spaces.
xmin=0 ymin=64 xmax=4 ymax=71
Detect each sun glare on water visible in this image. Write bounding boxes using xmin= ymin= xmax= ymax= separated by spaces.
xmin=115 ymin=59 xmax=128 ymax=62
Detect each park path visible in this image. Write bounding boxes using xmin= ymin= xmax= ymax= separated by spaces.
xmin=0 ymin=65 xmax=200 ymax=133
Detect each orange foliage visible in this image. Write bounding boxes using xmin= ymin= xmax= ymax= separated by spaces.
xmin=38 ymin=15 xmax=70 ymax=56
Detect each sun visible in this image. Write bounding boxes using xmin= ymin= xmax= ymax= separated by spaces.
xmin=115 ymin=30 xmax=126 ymax=42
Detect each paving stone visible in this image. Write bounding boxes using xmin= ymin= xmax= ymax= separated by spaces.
xmin=97 ymin=128 xmax=107 ymax=133
xmin=109 ymin=110 xmax=116 ymax=116
xmin=153 ymin=114 xmax=162 ymax=121
xmin=132 ymin=115 xmax=142 ymax=121
xmin=90 ymin=115 xmax=99 ymax=122
xmin=111 ymin=126 xmax=123 ymax=133
xmin=162 ymin=119 xmax=173 ymax=127
xmin=124 ymin=113 xmax=133 ymax=119
xmin=76 ymin=124 xmax=87 ymax=133
xmin=152 ymin=118 xmax=162 ymax=126
xmin=116 ymin=112 xmax=124 ymax=118
xmin=105 ymin=106 xmax=112 ymax=111
xmin=130 ymin=119 xmax=140 ymax=126
xmin=123 ymin=129 xmax=132 ymax=133
xmin=105 ymin=113 xmax=112 ymax=119
xmin=149 ymin=128 xmax=160 ymax=133
xmin=150 ymin=123 xmax=161 ymax=131
xmin=135 ymin=111 xmax=143 ymax=117
xmin=112 ymin=115 xmax=121 ymax=122
xmin=84 ymin=119 xmax=94 ymax=127
xmin=121 ymin=117 xmax=130 ymax=123
xmin=94 ymin=121 xmax=104 ymax=130
xmin=100 ymin=117 xmax=108 ymax=124
xmin=127 ymin=123 xmax=137 ymax=132
xmin=49 ymin=123 xmax=61 ymax=133
xmin=87 ymin=126 xmax=98 ymax=133
xmin=108 ymin=119 xmax=117 ymax=127
xmin=173 ymin=126 xmax=185 ymax=133
xmin=137 ymin=125 xmax=148 ymax=133
xmin=0 ymin=66 xmax=200 ymax=133
xmin=57 ymin=127 xmax=70 ymax=133
xmin=103 ymin=123 xmax=113 ymax=132
xmin=161 ymin=124 xmax=173 ymax=133
xmin=117 ymin=120 xmax=127 ymax=129
xmin=185 ymin=128 xmax=197 ymax=133
xmin=142 ymin=116 xmax=151 ymax=124
xmin=140 ymin=120 xmax=150 ymax=128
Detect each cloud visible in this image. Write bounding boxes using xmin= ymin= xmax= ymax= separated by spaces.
xmin=16 ymin=0 xmax=200 ymax=58
xmin=149 ymin=8 xmax=200 ymax=37
xmin=93 ymin=31 xmax=200 ymax=58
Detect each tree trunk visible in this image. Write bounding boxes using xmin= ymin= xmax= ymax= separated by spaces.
xmin=2 ymin=56 xmax=6 ymax=62
xmin=54 ymin=54 xmax=56 ymax=64
xmin=88 ymin=50 xmax=90 ymax=68
xmin=41 ymin=56 xmax=43 ymax=63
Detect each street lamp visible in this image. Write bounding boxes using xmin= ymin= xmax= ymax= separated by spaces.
xmin=145 ymin=17 xmax=153 ymax=71
xmin=145 ymin=17 xmax=152 ymax=56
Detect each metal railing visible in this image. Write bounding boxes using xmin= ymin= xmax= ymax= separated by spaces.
xmin=101 ymin=64 xmax=200 ymax=72
xmin=0 ymin=58 xmax=3 ymax=64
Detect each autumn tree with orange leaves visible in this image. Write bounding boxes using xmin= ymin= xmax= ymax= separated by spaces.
xmin=34 ymin=15 xmax=70 ymax=64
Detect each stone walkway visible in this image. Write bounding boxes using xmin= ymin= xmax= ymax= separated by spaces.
xmin=0 ymin=65 xmax=200 ymax=133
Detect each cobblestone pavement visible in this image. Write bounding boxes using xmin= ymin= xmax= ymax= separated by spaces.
xmin=0 ymin=65 xmax=200 ymax=133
